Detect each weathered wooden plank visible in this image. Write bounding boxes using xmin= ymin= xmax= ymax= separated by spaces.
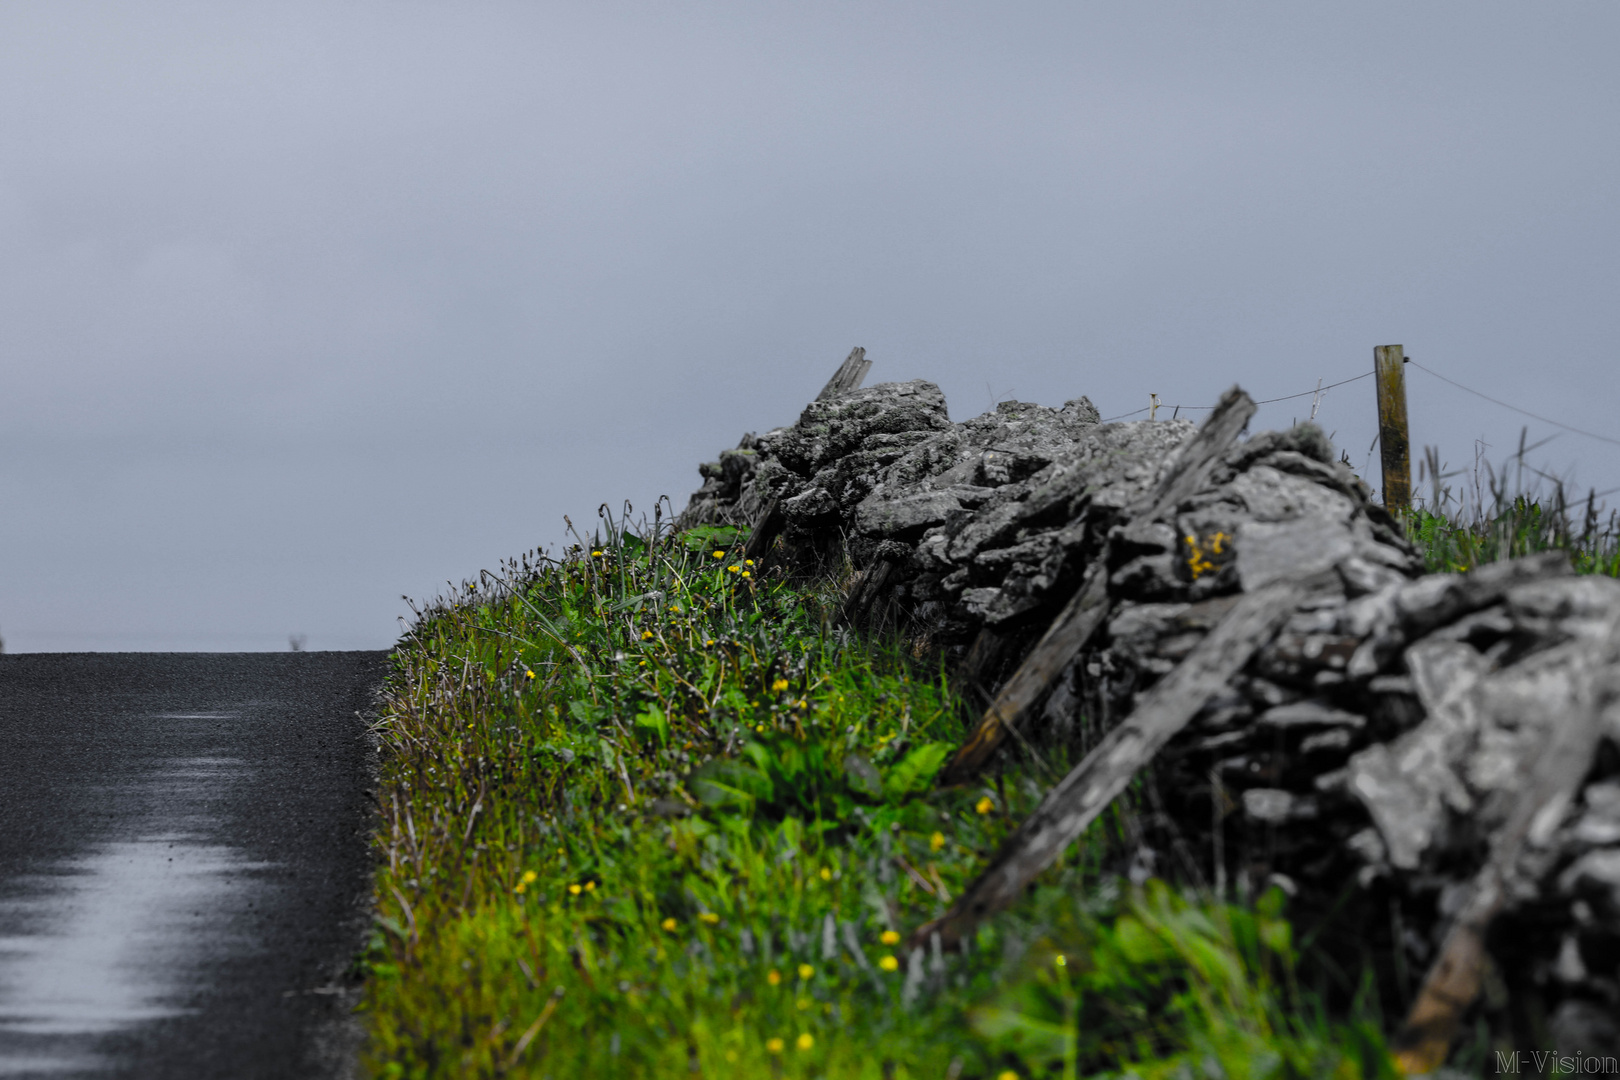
xmin=914 ymin=574 xmax=1311 ymax=949
xmin=956 ymin=627 xmax=1009 ymax=697
xmin=938 ymin=562 xmax=1110 ymax=785
xmin=816 ymin=346 xmax=872 ymax=401
xmin=838 ymin=557 xmax=897 ymax=627
xmin=1375 ymin=345 xmax=1411 ymax=511
xmin=937 ymin=387 xmax=1258 ymax=784
xmin=743 ymin=497 xmax=784 ymax=564
xmin=1391 ymin=615 xmax=1620 ymax=1074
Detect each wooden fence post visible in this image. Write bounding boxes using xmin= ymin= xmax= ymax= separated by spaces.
xmin=1375 ymin=344 xmax=1411 ymax=511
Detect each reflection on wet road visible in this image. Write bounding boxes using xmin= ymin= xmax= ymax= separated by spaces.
xmin=0 ymin=755 xmax=269 ymax=1074
xmin=0 ymin=654 xmax=386 ymax=1079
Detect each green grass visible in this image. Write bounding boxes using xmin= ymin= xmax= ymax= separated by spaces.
xmin=1409 ymin=497 xmax=1620 ymax=577
xmin=1408 ymin=442 xmax=1620 ymax=576
xmin=359 ymin=514 xmax=1395 ymax=1078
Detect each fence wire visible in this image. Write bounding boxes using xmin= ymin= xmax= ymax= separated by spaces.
xmin=1098 ymin=360 xmax=1620 ymax=451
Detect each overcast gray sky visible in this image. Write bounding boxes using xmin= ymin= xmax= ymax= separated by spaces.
xmin=3 ymin=2 xmax=1617 ymax=651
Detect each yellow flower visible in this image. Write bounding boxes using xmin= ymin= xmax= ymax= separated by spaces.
xmin=766 ymin=1037 xmax=785 ymax=1054
xmin=712 ymin=550 xmax=725 ymax=559
xmin=796 ymin=1033 xmax=814 ymax=1051
xmin=728 ymin=564 xmax=741 ymax=574
xmin=568 ymin=884 xmax=582 ymax=895
xmin=975 ymin=796 xmax=995 ymax=815
xmin=797 ymin=963 xmax=814 ymax=980
xmin=523 ymin=669 xmax=535 ymax=680
xmin=661 ymin=917 xmax=677 ymax=932
xmin=1054 ymin=954 xmax=1067 ymax=968
xmin=641 ymin=630 xmax=654 ymax=640
xmin=669 ymin=603 xmax=681 ymax=612
xmin=705 ymin=638 xmax=715 ymax=646
xmin=998 ymin=1072 xmax=1021 ymax=1080
xmin=819 ymin=867 xmax=832 ymax=881
xmin=880 ymin=930 xmax=900 ymax=946
xmin=878 ymin=955 xmax=899 ymax=972
xmin=745 ymin=559 xmax=755 ymax=566
xmin=767 ymin=969 xmax=781 ymax=986
xmin=699 ymin=911 xmax=720 ymax=924
xmin=514 ymin=882 xmax=526 ymax=894
xmin=755 ymin=723 xmax=766 ymax=732
xmin=741 ymin=571 xmax=751 ymax=578
xmin=591 ymin=549 xmax=603 ymax=557
xmin=771 ymin=678 xmax=790 ymax=693
xmin=930 ymin=831 xmax=945 ymax=851
xmin=521 ymin=870 xmax=537 ymax=884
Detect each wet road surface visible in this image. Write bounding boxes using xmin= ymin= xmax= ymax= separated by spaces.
xmin=0 ymin=652 xmax=388 ymax=1079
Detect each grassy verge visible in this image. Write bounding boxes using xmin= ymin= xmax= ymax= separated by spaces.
xmin=359 ymin=513 xmax=1393 ymax=1078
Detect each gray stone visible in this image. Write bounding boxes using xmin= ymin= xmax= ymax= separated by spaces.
xmin=783 ymin=486 xmax=837 ymax=519
xmin=959 ymin=588 xmax=1006 ymax=621
xmin=1235 ymin=516 xmax=1357 ymax=592
xmin=1243 ymin=788 xmax=1317 ymax=824
xmin=1339 ymin=553 xmax=1412 ymax=596
xmin=1300 ymin=728 xmax=1354 ymax=755
xmin=768 ymin=379 xmax=952 ymax=476
xmin=1257 ymin=699 xmax=1366 ymax=730
xmin=853 ymin=488 xmax=964 ymax=536
xmin=1226 ymin=465 xmax=1358 ymax=524
xmin=1507 ymin=574 xmax=1620 ymax=625
xmin=1345 ymin=826 xmax=1387 ymax=866
xmin=1572 ymin=813 xmax=1620 ymax=847
xmin=1559 ymin=849 xmax=1620 ymax=914
xmin=1346 ymin=745 xmax=1445 ymax=871
xmin=1583 ymin=780 xmax=1620 ymax=817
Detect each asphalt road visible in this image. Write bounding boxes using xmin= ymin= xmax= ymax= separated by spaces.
xmin=0 ymin=652 xmax=389 ymax=1079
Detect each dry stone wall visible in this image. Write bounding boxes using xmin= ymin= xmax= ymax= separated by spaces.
xmin=679 ymin=369 xmax=1620 ymax=1060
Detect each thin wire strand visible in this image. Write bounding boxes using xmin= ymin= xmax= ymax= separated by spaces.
xmin=1099 ymin=370 xmax=1373 ymax=423
xmin=1096 ymin=361 xmax=1620 ymax=453
xmin=1406 ymin=360 xmax=1620 ymax=450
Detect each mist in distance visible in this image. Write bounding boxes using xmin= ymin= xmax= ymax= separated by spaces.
xmin=2 ymin=2 xmax=1616 ymax=651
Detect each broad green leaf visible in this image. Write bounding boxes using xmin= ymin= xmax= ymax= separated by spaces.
xmin=634 ymin=703 xmax=669 ymax=746
xmin=882 ymin=741 xmax=950 ymax=800
xmin=679 ymin=525 xmax=739 ymax=551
